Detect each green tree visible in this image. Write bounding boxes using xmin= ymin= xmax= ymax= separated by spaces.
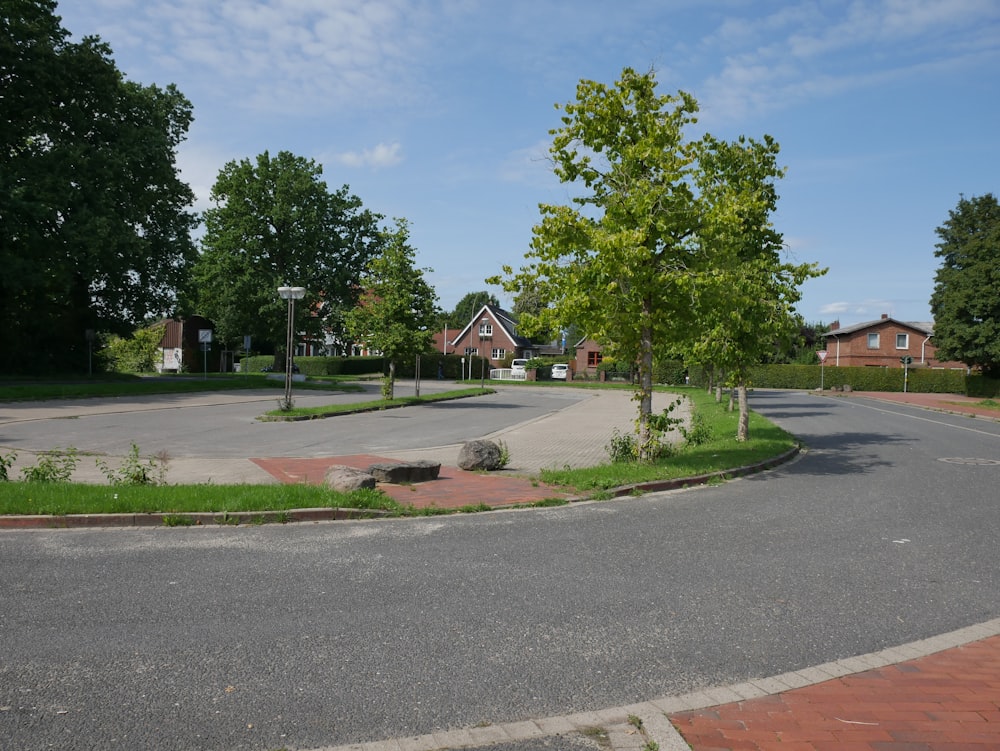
xmin=448 ymin=291 xmax=498 ymax=328
xmin=1 ymin=0 xmax=197 ymax=373
xmin=685 ymin=134 xmax=824 ymax=440
xmin=344 ymin=219 xmax=438 ymax=399
xmin=192 ymin=151 xmax=383 ymax=364
xmin=490 ymin=68 xmax=711 ymax=459
xmin=512 ymin=285 xmax=554 ymax=344
xmin=929 ymin=193 xmax=1000 ymax=376
xmin=103 ymin=325 xmax=166 ymax=373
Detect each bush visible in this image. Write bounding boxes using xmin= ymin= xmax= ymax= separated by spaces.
xmin=967 ymin=374 xmax=1000 ymax=398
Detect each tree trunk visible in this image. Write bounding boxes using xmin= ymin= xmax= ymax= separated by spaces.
xmin=736 ymin=382 xmax=749 ymax=441
xmin=637 ymin=304 xmax=654 ymax=461
xmin=728 ymin=387 xmax=735 ymax=412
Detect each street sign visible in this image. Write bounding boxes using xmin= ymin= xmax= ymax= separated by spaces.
xmin=198 ymin=329 xmax=213 ymax=344
xmin=817 ymin=350 xmax=828 ymax=363
xmin=900 ymin=355 xmax=912 ymax=365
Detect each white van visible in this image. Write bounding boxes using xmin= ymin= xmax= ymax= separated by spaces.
xmin=510 ymin=358 xmax=529 ymax=374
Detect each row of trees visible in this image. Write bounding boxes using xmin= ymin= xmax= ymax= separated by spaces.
xmin=491 ymin=68 xmax=825 ymax=450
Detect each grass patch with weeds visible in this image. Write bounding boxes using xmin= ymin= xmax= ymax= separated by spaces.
xmin=539 ymin=386 xmax=797 ymax=493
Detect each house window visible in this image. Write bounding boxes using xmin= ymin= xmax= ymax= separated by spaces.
xmin=867 ymin=333 xmax=880 ymax=349
xmin=896 ymin=333 xmax=909 ymax=349
xmin=587 ymin=351 xmax=603 ymax=367
xmin=478 ymin=322 xmax=493 ymax=337
xmin=464 ymin=347 xmax=478 ymax=356
xmin=491 ymin=348 xmax=506 ymax=360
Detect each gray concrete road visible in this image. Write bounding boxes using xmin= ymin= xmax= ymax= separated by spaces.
xmin=1 ymin=390 xmax=998 ymax=751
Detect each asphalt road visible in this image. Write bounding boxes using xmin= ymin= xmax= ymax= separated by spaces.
xmin=1 ymin=390 xmax=999 ymax=750
xmin=0 ymin=382 xmax=589 ymax=458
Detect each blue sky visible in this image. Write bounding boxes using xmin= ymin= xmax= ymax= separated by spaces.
xmin=55 ymin=0 xmax=999 ymax=326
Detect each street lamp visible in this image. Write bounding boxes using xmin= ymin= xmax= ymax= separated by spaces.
xmin=277 ymin=285 xmax=306 ymax=409
xmin=479 ymin=318 xmax=488 ymax=388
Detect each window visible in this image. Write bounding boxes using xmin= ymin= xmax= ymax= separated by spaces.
xmin=587 ymin=351 xmax=603 ymax=367
xmin=491 ymin=348 xmax=506 ymax=360
xmin=478 ymin=322 xmax=492 ymax=337
xmin=464 ymin=346 xmax=478 ymax=356
xmin=867 ymin=333 xmax=880 ymax=349
xmin=896 ymin=333 xmax=909 ymax=349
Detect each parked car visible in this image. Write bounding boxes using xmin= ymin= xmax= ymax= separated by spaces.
xmin=510 ymin=358 xmax=529 ymax=374
xmin=550 ymin=363 xmax=569 ymax=380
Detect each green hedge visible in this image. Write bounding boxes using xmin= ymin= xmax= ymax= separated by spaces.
xmin=241 ymin=355 xmax=386 ymax=375
xmin=688 ymin=363 xmax=970 ymax=394
xmin=966 ymin=374 xmax=1000 ymax=398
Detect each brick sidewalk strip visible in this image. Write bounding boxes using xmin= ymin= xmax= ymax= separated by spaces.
xmin=669 ymin=633 xmax=1000 ymax=750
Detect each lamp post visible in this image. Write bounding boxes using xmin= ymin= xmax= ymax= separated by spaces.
xmin=277 ymin=285 xmax=306 ymax=409
xmin=479 ymin=318 xmax=488 ymax=388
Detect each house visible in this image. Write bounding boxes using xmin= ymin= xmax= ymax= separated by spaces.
xmin=821 ymin=314 xmax=967 ymax=369
xmin=449 ymin=304 xmax=537 ymax=366
xmin=573 ymin=337 xmax=605 ymax=377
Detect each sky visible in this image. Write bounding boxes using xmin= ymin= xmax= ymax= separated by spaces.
xmin=54 ymin=0 xmax=1000 ymax=327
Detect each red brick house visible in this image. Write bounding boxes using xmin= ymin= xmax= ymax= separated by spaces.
xmin=573 ymin=337 xmax=605 ymax=377
xmin=449 ymin=304 xmax=536 ymax=366
xmin=821 ymin=314 xmax=967 ymax=370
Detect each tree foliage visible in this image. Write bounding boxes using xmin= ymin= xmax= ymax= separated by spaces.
xmin=191 ymin=151 xmax=383 ymax=359
xmin=490 ymin=67 xmax=821 ymax=452
xmin=1 ymin=0 xmax=197 ymax=373
xmin=929 ymin=193 xmax=1000 ymax=377
xmin=446 ymin=291 xmax=498 ymax=328
xmin=344 ymin=219 xmax=438 ymax=399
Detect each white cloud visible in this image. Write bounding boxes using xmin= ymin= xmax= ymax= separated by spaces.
xmin=699 ymin=0 xmax=1000 ymax=123
xmin=334 ymin=142 xmax=404 ymax=169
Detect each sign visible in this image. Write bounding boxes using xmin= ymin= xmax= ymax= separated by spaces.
xmin=198 ymin=329 xmax=213 ymax=344
xmin=817 ymin=350 xmax=828 ymax=364
xmin=900 ymin=355 xmax=913 ymax=365
xmin=243 ymin=335 xmax=251 ymax=351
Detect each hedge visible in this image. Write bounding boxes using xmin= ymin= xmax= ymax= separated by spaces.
xmin=688 ymin=363 xmax=969 ymax=394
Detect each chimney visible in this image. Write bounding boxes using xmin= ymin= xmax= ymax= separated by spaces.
xmin=881 ymin=313 xmax=889 ymax=319
xmin=829 ymin=320 xmax=840 ymax=331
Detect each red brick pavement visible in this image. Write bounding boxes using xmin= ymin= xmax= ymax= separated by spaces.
xmin=849 ymin=391 xmax=1000 ymax=420
xmin=250 ymin=454 xmax=573 ymax=510
xmin=670 ymin=634 xmax=1000 ymax=750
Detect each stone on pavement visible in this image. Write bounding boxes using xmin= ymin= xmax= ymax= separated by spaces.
xmin=324 ymin=465 xmax=376 ymax=491
xmin=458 ymin=439 xmax=503 ymax=471
xmin=367 ymin=460 xmax=441 ymax=484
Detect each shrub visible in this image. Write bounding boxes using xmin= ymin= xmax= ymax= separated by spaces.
xmin=20 ymin=448 xmax=78 ymax=483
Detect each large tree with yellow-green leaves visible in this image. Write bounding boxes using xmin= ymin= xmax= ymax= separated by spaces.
xmin=490 ymin=67 xmax=821 ymax=455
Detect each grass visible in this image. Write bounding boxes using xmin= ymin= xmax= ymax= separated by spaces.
xmin=262 ymin=387 xmax=493 ymax=419
xmin=539 ymin=386 xmax=798 ymax=492
xmin=0 ymin=373 xmax=363 ymax=402
xmin=0 ymin=481 xmax=399 ymax=516
xmin=0 ymin=383 xmax=799 ymax=521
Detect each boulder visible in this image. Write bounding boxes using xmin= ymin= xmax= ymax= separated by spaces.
xmin=324 ymin=465 xmax=376 ymax=492
xmin=367 ymin=460 xmax=441 ymax=484
xmin=458 ymin=439 xmax=503 ymax=471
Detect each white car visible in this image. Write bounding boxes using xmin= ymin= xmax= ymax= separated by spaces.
xmin=550 ymin=363 xmax=569 ymax=380
xmin=510 ymin=358 xmax=529 ymax=374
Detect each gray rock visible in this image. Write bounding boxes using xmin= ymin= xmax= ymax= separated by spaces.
xmin=367 ymin=460 xmax=441 ymax=484
xmin=324 ymin=465 xmax=376 ymax=492
xmin=458 ymin=439 xmax=503 ymax=471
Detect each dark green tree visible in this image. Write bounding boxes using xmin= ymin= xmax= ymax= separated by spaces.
xmin=191 ymin=151 xmax=383 ymax=362
xmin=929 ymin=193 xmax=1000 ymax=376
xmin=1 ymin=0 xmax=197 ymax=373
xmin=448 ymin=291 xmax=498 ymax=328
